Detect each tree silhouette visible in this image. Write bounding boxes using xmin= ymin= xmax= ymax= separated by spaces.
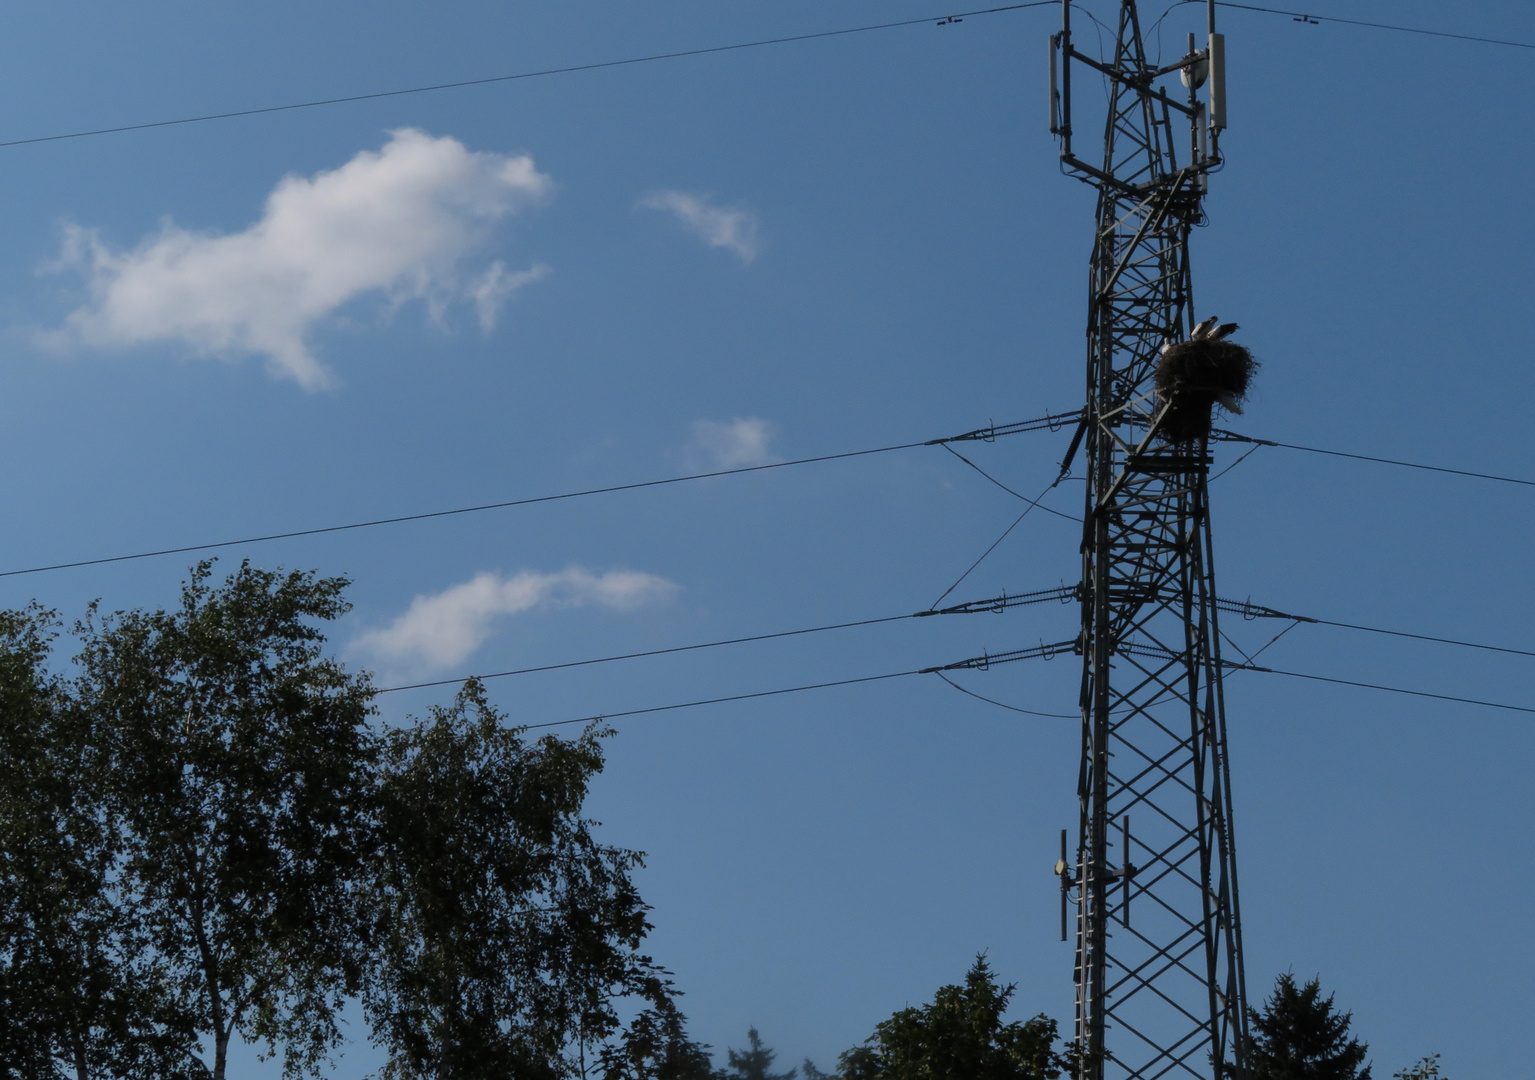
xmin=1242 ymin=974 xmax=1371 ymax=1080
xmin=831 ymin=956 xmax=1065 ymax=1080
xmin=722 ymin=1028 xmax=796 ymax=1080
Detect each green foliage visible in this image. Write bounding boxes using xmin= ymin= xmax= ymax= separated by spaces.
xmin=828 ymin=956 xmax=1066 ymax=1080
xmin=1242 ymin=974 xmax=1371 ymax=1080
xmin=1391 ymin=1055 xmax=1446 ymax=1080
xmin=0 ymin=562 xmax=699 ymax=1080
xmin=598 ymin=999 xmax=715 ymax=1080
xmin=363 ymin=680 xmax=677 ymax=1079
xmin=720 ymin=1028 xmax=795 ymax=1080
xmin=73 ymin=561 xmax=378 ymax=1080
xmin=0 ymin=605 xmax=198 ymax=1080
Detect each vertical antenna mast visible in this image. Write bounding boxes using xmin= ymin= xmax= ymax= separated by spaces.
xmin=1049 ymin=2 xmax=1249 ymax=1078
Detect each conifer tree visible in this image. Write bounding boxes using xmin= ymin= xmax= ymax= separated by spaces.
xmin=1242 ymin=974 xmax=1370 ymax=1080
xmin=721 ymin=1029 xmax=796 ymax=1080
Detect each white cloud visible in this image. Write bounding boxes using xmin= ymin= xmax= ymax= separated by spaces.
xmin=353 ymin=567 xmax=678 ymax=674
xmin=685 ymin=417 xmax=777 ymax=469
xmin=46 ymin=129 xmax=553 ymax=389
xmin=639 ymin=190 xmax=759 ymax=263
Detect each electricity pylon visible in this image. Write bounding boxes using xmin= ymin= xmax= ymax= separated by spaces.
xmin=1048 ymin=2 xmax=1250 ymax=1078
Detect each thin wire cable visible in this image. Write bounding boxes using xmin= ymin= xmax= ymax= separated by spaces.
xmin=1304 ymin=615 xmax=1535 ymax=661
xmin=379 ymin=585 xmax=1076 ymax=694
xmin=1208 ymin=442 xmax=1260 ymax=484
xmin=1227 ymin=594 xmax=1535 ymax=662
xmin=377 ymin=612 xmax=916 ymax=694
xmin=523 ymin=669 xmax=925 ymax=730
xmin=930 ymin=475 xmax=1065 ymax=610
xmin=1239 ymin=664 xmax=1535 ymax=716
xmin=1219 ymin=432 xmax=1535 ymax=489
xmin=1221 ymin=619 xmax=1300 ymax=667
xmin=1217 ymin=2 xmax=1535 ymax=51
xmin=0 ymin=440 xmax=926 ymax=579
xmin=513 ymin=650 xmax=1535 ymax=734
xmin=0 ymin=412 xmax=1075 ymax=580
xmin=933 ymin=670 xmax=1076 ymax=718
xmin=941 ymin=444 xmax=1080 ymax=522
xmin=0 ymin=3 xmax=1056 ymax=152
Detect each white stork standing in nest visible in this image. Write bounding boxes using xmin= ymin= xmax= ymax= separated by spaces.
xmin=1166 ymin=315 xmax=1243 ymax=413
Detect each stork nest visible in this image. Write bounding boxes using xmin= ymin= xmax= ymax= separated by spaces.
xmin=1153 ymin=337 xmax=1257 ymax=443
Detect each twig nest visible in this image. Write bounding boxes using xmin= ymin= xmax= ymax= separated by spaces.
xmin=1153 ymin=316 xmax=1256 ymax=442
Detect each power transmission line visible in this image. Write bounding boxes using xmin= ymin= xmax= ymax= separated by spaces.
xmin=1236 ymin=664 xmax=1535 ymax=716
xmin=929 ymin=475 xmax=1070 ymax=609
xmin=1216 ymin=2 xmax=1535 ymax=51
xmin=0 ymin=3 xmax=1056 ymax=152
xmin=377 ymin=584 xmax=1078 ymax=694
xmin=0 ymin=411 xmax=1078 ymax=581
xmin=1218 ymin=597 xmax=1535 ymax=660
xmin=378 ymin=584 xmax=1531 ymax=701
xmin=940 ymin=443 xmax=1082 ymax=521
xmin=1218 ymin=430 xmax=1535 ymax=489
xmin=524 ymin=669 xmax=926 ymax=730
xmin=3 ymin=0 xmax=1515 ymax=155
xmin=933 ymin=670 xmax=1077 ymax=718
xmin=516 ymin=642 xmax=1535 ymax=732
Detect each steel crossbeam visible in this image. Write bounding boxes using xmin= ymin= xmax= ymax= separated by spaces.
xmin=1050 ymin=2 xmax=1249 ymax=1078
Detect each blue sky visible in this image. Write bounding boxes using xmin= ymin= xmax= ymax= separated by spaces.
xmin=1 ymin=1 xmax=1532 ymax=1076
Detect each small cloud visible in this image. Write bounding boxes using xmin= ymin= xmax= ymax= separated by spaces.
xmin=472 ymin=260 xmax=551 ymax=332
xmin=353 ymin=567 xmax=677 ymax=674
xmin=43 ymin=128 xmax=553 ymax=389
xmin=639 ymin=190 xmax=759 ymax=263
xmin=685 ymin=417 xmax=777 ymax=469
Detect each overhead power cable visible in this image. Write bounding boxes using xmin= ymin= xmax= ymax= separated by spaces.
xmin=929 ymin=475 xmax=1071 ymax=610
xmin=376 ymin=584 xmax=1077 ymax=694
xmin=0 ymin=411 xmax=1078 ymax=581
xmin=522 ymin=636 xmax=1533 ymax=731
xmin=527 ymin=639 xmax=1079 ymax=730
xmin=933 ymin=671 xmax=1077 ymax=718
xmin=380 ymin=579 xmax=1531 ymax=701
xmin=1217 ymin=597 xmax=1535 ymax=661
xmin=1216 ymin=2 xmax=1535 ymax=51
xmin=1236 ymin=664 xmax=1535 ymax=716
xmin=0 ymin=2 xmax=1522 ymax=154
xmin=0 ymin=3 xmax=1057 ymax=152
xmin=525 ymin=669 xmax=926 ymax=730
xmin=1116 ymin=638 xmax=1535 ymax=716
xmin=1218 ymin=430 xmax=1535 ymax=489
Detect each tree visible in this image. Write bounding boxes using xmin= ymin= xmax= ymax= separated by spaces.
xmin=598 ymin=999 xmax=715 ymax=1080
xmin=1392 ymin=1056 xmax=1445 ymax=1080
xmin=721 ymin=1029 xmax=795 ymax=1080
xmin=1242 ymin=974 xmax=1371 ymax=1080
xmin=364 ymin=681 xmax=682 ymax=1080
xmin=0 ymin=605 xmax=197 ymax=1080
xmin=73 ymin=561 xmax=377 ymax=1080
xmin=829 ymin=956 xmax=1066 ymax=1080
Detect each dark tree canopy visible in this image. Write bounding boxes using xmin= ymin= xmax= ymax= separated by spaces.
xmin=74 ymin=561 xmax=377 ymax=1080
xmin=599 ymin=999 xmax=715 ymax=1080
xmin=0 ymin=606 xmax=197 ymax=1080
xmin=1391 ymin=1055 xmax=1445 ymax=1080
xmin=830 ymin=957 xmax=1066 ymax=1080
xmin=1243 ymin=974 xmax=1371 ymax=1080
xmin=0 ymin=563 xmax=703 ymax=1080
xmin=720 ymin=1028 xmax=796 ymax=1080
xmin=364 ymin=680 xmax=680 ymax=1080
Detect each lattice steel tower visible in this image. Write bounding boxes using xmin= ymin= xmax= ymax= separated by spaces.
xmin=1048 ymin=2 xmax=1250 ymax=1078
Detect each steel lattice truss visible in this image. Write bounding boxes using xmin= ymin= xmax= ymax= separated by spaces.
xmin=1051 ymin=3 xmax=1249 ymax=1078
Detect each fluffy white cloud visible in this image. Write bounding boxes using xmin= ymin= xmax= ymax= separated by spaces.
xmin=47 ymin=129 xmax=552 ymax=389
xmin=639 ymin=190 xmax=759 ymax=263
xmin=686 ymin=417 xmax=777 ymax=469
xmin=353 ymin=567 xmax=678 ymax=673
